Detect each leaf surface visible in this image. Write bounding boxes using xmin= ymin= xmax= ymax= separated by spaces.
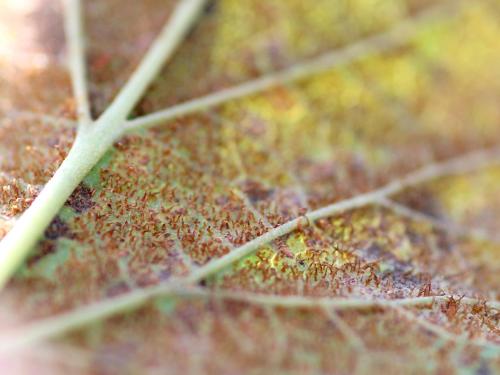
xmin=0 ymin=0 xmax=499 ymax=373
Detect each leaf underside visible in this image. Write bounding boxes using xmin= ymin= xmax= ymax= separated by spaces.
xmin=0 ymin=0 xmax=500 ymax=373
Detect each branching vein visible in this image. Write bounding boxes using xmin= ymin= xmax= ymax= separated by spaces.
xmin=1 ymin=146 xmax=499 ymax=351
xmin=124 ymin=0 xmax=463 ymax=132
xmin=2 ymin=285 xmax=499 ymax=353
xmin=64 ymin=0 xmax=92 ymax=127
xmin=0 ymin=0 xmax=498 ymax=363
xmin=0 ymin=0 xmax=208 ymax=289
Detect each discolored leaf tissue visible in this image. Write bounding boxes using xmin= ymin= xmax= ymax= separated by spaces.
xmin=0 ymin=0 xmax=499 ymax=373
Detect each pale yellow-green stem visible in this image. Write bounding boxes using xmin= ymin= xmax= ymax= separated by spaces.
xmin=0 ymin=0 xmax=208 ymax=289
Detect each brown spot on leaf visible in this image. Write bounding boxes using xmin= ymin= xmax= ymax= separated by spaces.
xmin=67 ymin=184 xmax=94 ymax=213
xmin=106 ymin=282 xmax=131 ymax=298
xmin=397 ymin=188 xmax=444 ymax=219
xmin=361 ymin=243 xmax=384 ymax=262
xmin=44 ymin=216 xmax=71 ymax=240
xmin=240 ymin=179 xmax=274 ymax=204
xmin=203 ymin=0 xmax=218 ymax=15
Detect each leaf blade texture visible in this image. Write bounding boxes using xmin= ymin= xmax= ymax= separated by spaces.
xmin=0 ymin=0 xmax=499 ymax=373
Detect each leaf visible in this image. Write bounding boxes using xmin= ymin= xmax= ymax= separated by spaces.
xmin=0 ymin=0 xmax=500 ymax=373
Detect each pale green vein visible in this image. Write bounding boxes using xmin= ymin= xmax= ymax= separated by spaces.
xmin=2 ymin=285 xmax=499 ymax=353
xmin=183 ymin=287 xmax=500 ymax=312
xmin=0 ymin=0 xmax=208 ymax=289
xmin=64 ymin=0 xmax=92 ymax=127
xmin=2 ymin=146 xmax=499 ymax=351
xmin=124 ymin=0 xmax=463 ymax=132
